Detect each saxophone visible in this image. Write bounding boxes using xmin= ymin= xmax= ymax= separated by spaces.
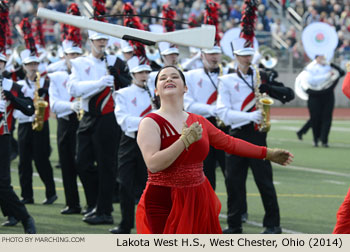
xmin=32 ymin=72 xmax=48 ymax=131
xmin=252 ymin=64 xmax=274 ymax=132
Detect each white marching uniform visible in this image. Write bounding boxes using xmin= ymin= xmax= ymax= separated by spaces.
xmin=47 ymin=59 xmax=67 ymax=73
xmin=68 ymin=54 xmax=117 ymax=112
xmin=114 ymin=83 xmax=155 ymax=139
xmin=48 ymin=71 xmax=75 ymax=118
xmin=217 ymin=68 xmax=257 ymax=129
xmin=184 ymin=67 xmax=230 ymax=117
xmin=14 ymin=78 xmax=48 ymax=123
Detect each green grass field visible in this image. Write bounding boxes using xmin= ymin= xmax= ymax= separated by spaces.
xmin=1 ymin=118 xmax=349 ymax=234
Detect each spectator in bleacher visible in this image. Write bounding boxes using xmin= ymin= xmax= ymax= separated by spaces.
xmin=271 ymin=18 xmax=286 ymax=37
xmin=229 ymin=4 xmax=241 ymax=24
xmin=304 ymin=6 xmax=320 ymax=26
xmin=14 ymin=0 xmax=34 ymax=17
xmin=317 ymin=0 xmax=332 ymax=15
xmin=294 ymin=0 xmax=306 ymax=17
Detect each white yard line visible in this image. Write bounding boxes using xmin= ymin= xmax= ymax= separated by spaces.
xmin=218 ymin=214 xmax=304 ymax=234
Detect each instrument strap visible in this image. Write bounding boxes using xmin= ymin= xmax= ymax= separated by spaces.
xmin=204 ymin=64 xmax=223 ymax=90
xmin=236 ymin=68 xmax=254 ymax=92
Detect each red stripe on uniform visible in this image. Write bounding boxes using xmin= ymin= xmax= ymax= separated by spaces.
xmin=241 ymin=92 xmax=255 ymax=111
xmin=207 ymin=91 xmax=217 ymax=105
xmin=140 ymin=105 xmax=152 ymax=117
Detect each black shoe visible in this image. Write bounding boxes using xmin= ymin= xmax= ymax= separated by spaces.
xmin=313 ymin=141 xmax=318 ymax=147
xmin=241 ymin=213 xmax=248 ymax=223
xmin=2 ymin=216 xmax=19 ymax=226
xmin=21 ymin=198 xmax=34 ymax=204
xmin=82 ymin=206 xmax=95 ymax=215
xmin=109 ymin=226 xmax=131 ymax=234
xmin=55 ymin=164 xmax=61 ymax=169
xmin=222 ymin=227 xmax=242 ymax=234
xmin=322 ymin=143 xmax=329 ymax=148
xmin=61 ymin=206 xmax=81 ymax=215
xmin=296 ymin=132 xmax=303 ymax=141
xmin=261 ymin=226 xmax=282 ymax=234
xmin=82 ymin=214 xmax=114 ymax=225
xmin=42 ymin=195 xmax=58 ymax=205
xmin=22 ymin=216 xmax=36 ymax=234
xmin=83 ymin=207 xmax=97 ymax=218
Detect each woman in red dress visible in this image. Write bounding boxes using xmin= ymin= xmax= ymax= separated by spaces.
xmin=136 ymin=66 xmax=293 ymax=234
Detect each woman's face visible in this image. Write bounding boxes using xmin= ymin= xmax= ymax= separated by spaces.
xmin=155 ymin=67 xmax=187 ymax=98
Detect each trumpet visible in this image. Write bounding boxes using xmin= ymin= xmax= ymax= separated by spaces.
xmin=252 ymin=64 xmax=274 ymax=132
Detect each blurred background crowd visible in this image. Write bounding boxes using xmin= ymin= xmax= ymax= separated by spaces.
xmin=4 ymin=0 xmax=350 ymax=104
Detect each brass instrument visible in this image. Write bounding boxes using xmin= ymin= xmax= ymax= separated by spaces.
xmin=253 ymin=64 xmax=274 ymax=132
xmin=76 ymin=97 xmax=84 ymax=121
xmin=259 ymin=45 xmax=278 ymax=69
xmin=0 ymin=75 xmax=10 ymax=134
xmin=32 ymin=72 xmax=48 ymax=131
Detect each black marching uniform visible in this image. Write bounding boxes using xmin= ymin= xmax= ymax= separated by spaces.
xmin=15 ymin=76 xmax=56 ymax=204
xmin=305 ymin=62 xmax=345 ymax=147
xmin=217 ymin=66 xmax=294 ymax=233
xmin=0 ymin=77 xmax=36 ymax=233
xmin=68 ymin=53 xmax=130 ymax=224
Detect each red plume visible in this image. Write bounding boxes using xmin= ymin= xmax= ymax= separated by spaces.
xmin=20 ymin=18 xmax=37 ymax=56
xmin=204 ymin=0 xmax=221 ymax=45
xmin=123 ymin=3 xmax=148 ymax=65
xmin=6 ymin=17 xmax=12 ymax=47
xmin=162 ymin=4 xmax=176 ymax=32
xmin=65 ymin=3 xmax=82 ymax=47
xmin=93 ymin=0 xmax=107 ymax=22
xmin=188 ymin=14 xmax=199 ymax=28
xmin=0 ymin=0 xmax=9 ymax=55
xmin=61 ymin=3 xmax=81 ymax=42
xmin=240 ymin=0 xmax=258 ymax=46
xmin=32 ymin=17 xmax=46 ymax=48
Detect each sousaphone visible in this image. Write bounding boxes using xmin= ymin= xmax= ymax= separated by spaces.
xmin=295 ymin=22 xmax=339 ymax=100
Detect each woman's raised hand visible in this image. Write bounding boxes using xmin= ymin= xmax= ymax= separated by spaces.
xmin=180 ymin=122 xmax=203 ymax=150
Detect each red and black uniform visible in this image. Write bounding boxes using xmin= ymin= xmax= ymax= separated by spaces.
xmin=68 ymin=54 xmax=131 ymax=217
xmin=0 ymin=78 xmax=34 ymax=223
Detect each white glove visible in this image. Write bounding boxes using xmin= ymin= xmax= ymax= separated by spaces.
xmin=248 ymin=110 xmax=263 ymax=124
xmin=70 ymin=100 xmax=81 ymax=113
xmin=99 ymin=75 xmax=114 ymax=87
xmin=0 ymin=100 xmax=6 ymax=113
xmin=209 ymin=105 xmax=217 ymax=117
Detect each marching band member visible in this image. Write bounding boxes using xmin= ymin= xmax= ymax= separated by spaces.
xmin=67 ymin=28 xmax=130 ymax=224
xmin=48 ymin=3 xmax=83 ymax=215
xmin=184 ymin=45 xmax=233 ymax=191
xmin=184 ymin=0 xmax=233 ymax=191
xmin=15 ymin=18 xmax=57 ymax=206
xmin=304 ymin=55 xmax=345 ymax=147
xmin=0 ymin=1 xmax=36 ymax=233
xmin=110 ymin=63 xmax=154 ymax=234
xmin=216 ymin=0 xmax=294 ymax=234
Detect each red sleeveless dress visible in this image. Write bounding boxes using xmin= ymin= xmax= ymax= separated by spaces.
xmin=136 ymin=113 xmax=267 ymax=234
